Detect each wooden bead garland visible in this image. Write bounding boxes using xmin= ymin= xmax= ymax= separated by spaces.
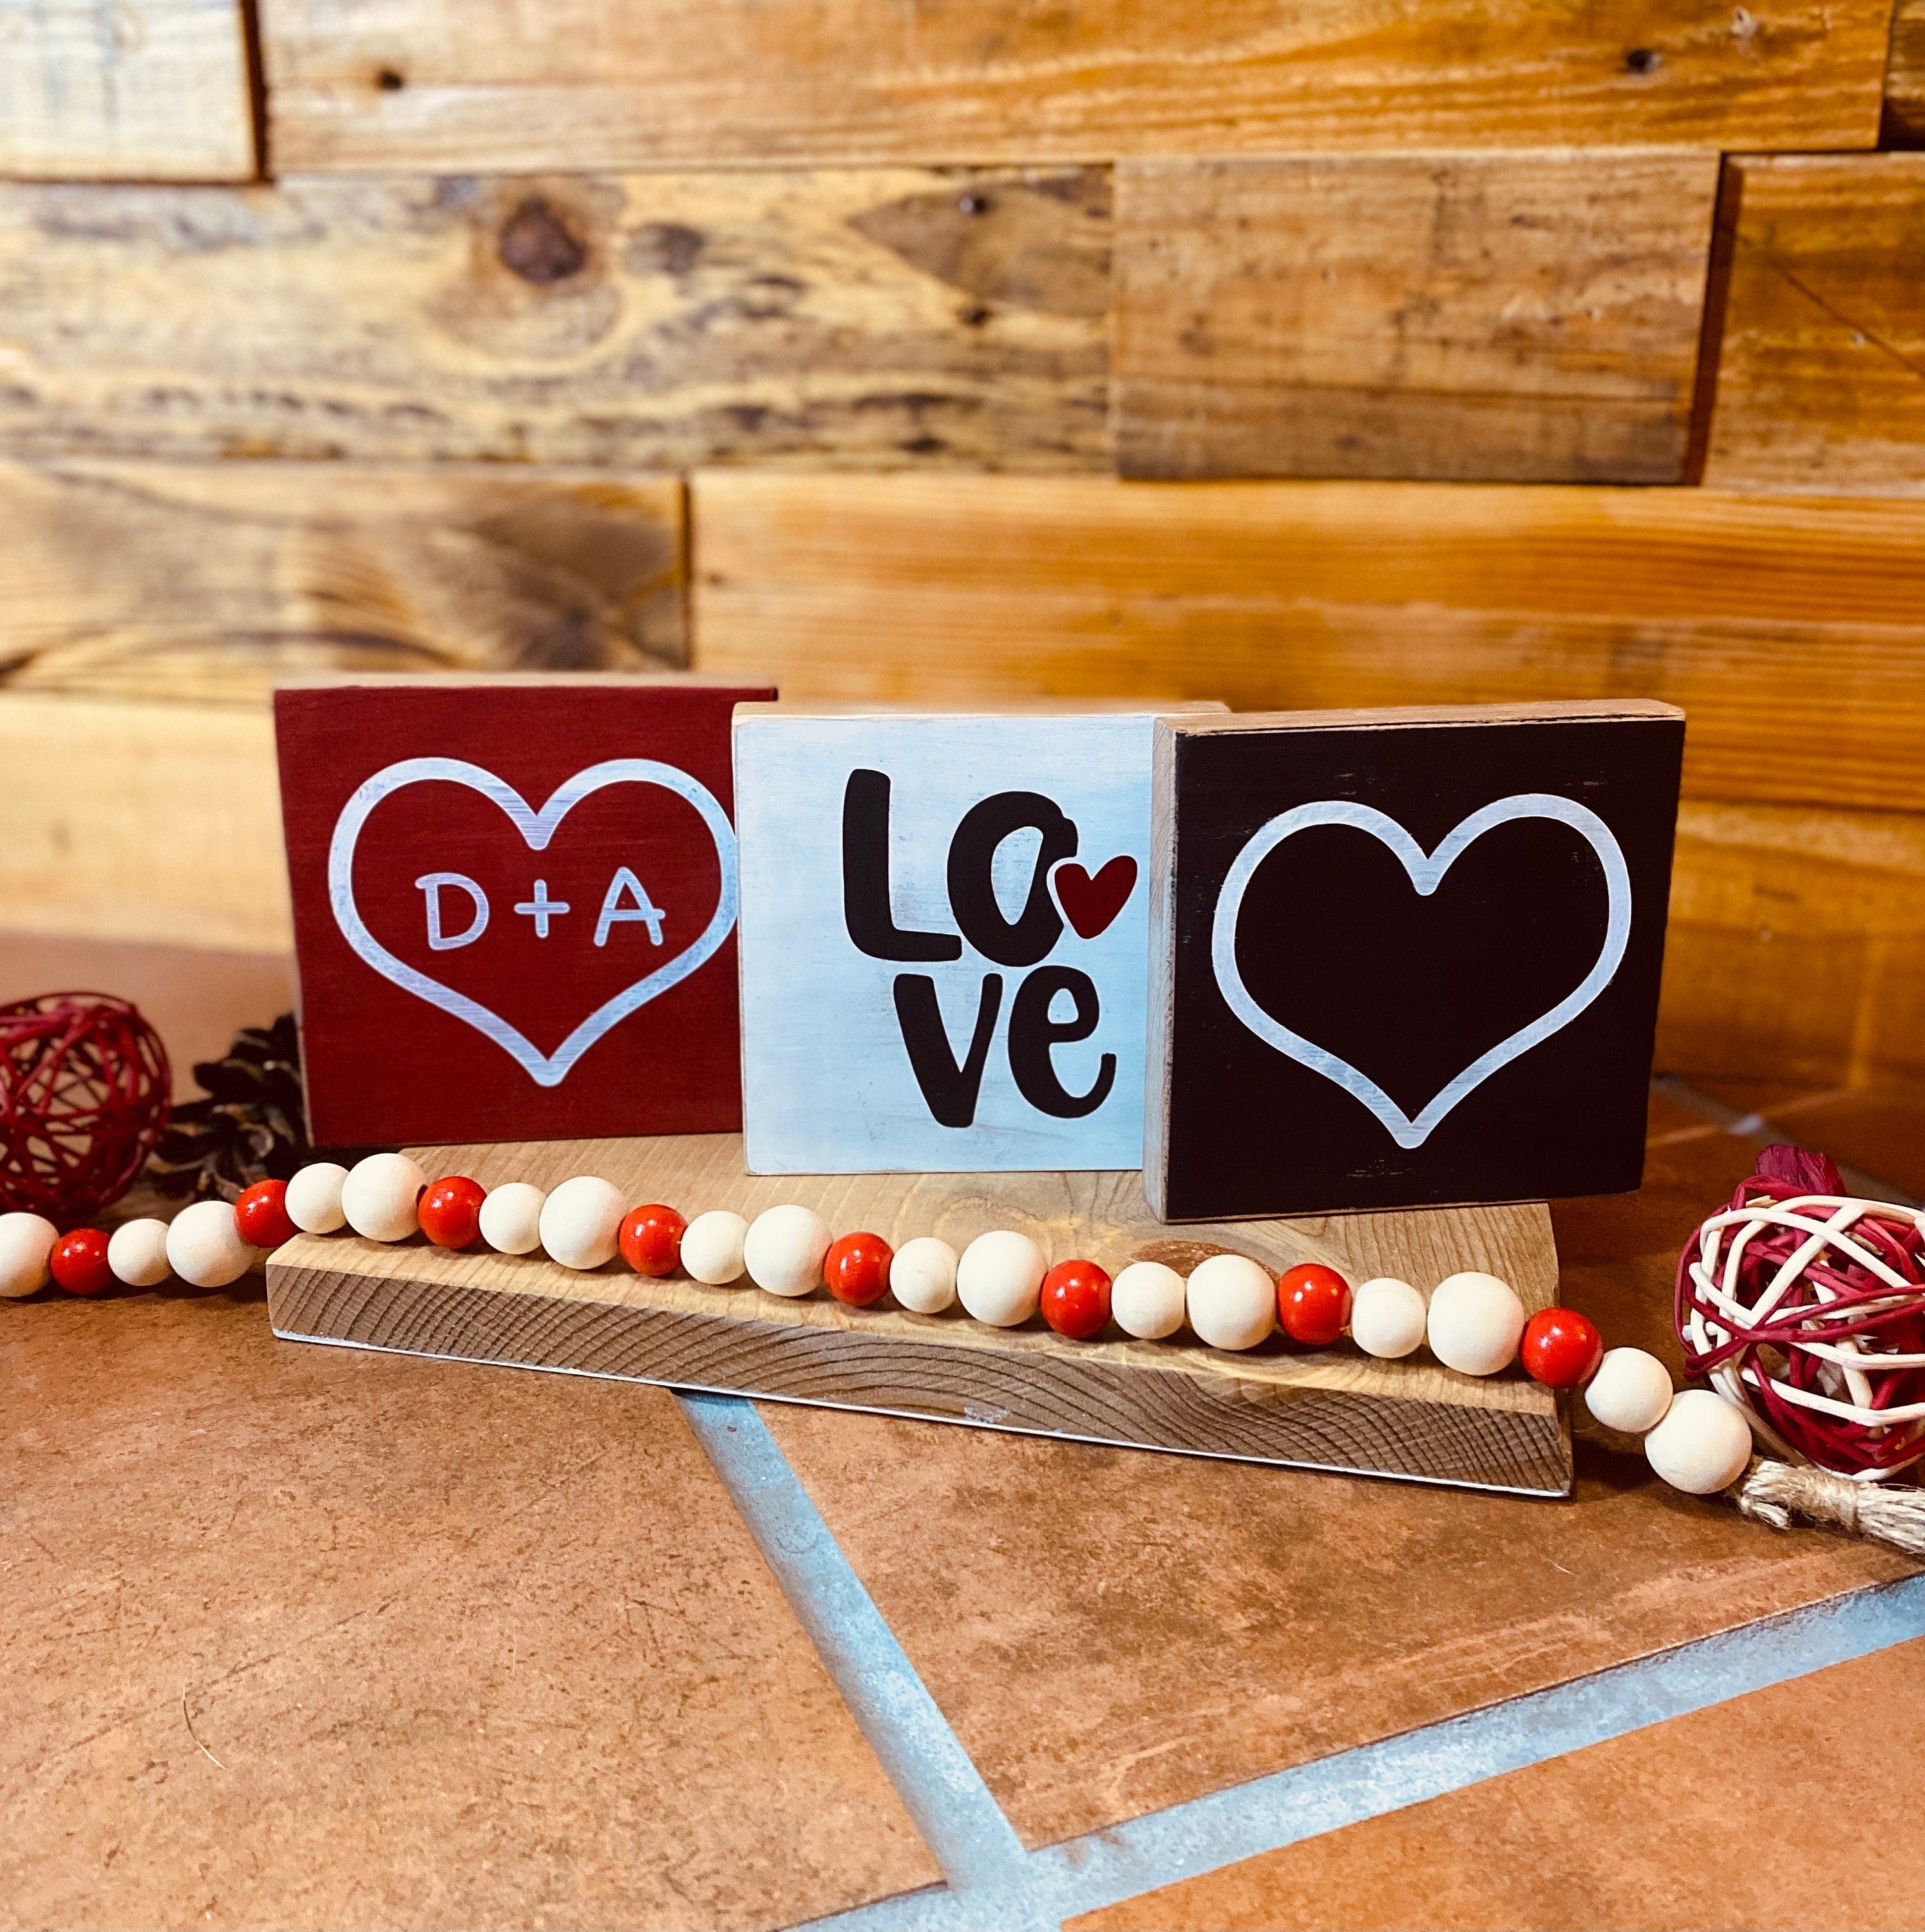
xmin=30 ymin=1134 xmax=1917 ymax=1536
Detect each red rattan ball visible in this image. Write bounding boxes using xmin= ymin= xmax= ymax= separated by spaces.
xmin=1676 ymin=1146 xmax=1925 ymax=1481
xmin=0 ymin=993 xmax=171 ymax=1225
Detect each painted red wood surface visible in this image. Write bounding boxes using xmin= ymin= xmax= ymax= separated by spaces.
xmin=276 ymin=678 xmax=773 ymax=1147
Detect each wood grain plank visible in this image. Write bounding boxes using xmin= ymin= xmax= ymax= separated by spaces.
xmin=1702 ymin=155 xmax=1925 ymax=493
xmin=0 ymin=169 xmax=1107 ymax=469
xmin=1114 ymin=151 xmax=1718 ymax=483
xmin=690 ymin=473 xmax=1925 ymax=815
xmin=0 ymin=460 xmax=684 ymax=704
xmin=0 ymin=691 xmax=287 ymax=947
xmin=0 ymin=0 xmax=253 ymax=181
xmin=1662 ymin=799 xmax=1925 ymax=1091
xmin=257 ymin=0 xmax=1890 ymax=173
xmin=1882 ymin=0 xmax=1925 ymax=145
xmin=265 ymin=1133 xmax=1570 ymax=1496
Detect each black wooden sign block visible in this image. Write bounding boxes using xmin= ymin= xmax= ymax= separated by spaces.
xmin=1146 ymin=701 xmax=1685 ymax=1220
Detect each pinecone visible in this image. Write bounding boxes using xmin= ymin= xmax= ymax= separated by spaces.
xmin=147 ymin=1014 xmax=387 ymax=1203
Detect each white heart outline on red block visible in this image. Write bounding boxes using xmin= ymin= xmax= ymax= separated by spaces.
xmin=327 ymin=756 xmax=737 ymax=1089
xmin=1209 ymin=793 xmax=1631 ymax=1149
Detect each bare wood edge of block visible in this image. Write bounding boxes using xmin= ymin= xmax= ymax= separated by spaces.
xmin=728 ymin=698 xmax=1231 ymax=721
xmin=263 ymin=1192 xmax=1573 ymax=1497
xmin=1162 ymin=699 xmax=1688 ymax=738
xmin=1145 ymin=719 xmax=1179 ymax=1222
xmin=270 ymin=670 xmax=777 ymax=694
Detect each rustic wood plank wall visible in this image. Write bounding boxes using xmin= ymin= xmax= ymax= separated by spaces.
xmin=1112 ymin=152 xmax=1722 ymax=483
xmin=0 ymin=462 xmax=684 ymax=703
xmin=258 ymin=1 xmax=1892 ymax=172
xmin=4 ymin=0 xmax=1925 ymax=1094
xmin=0 ymin=171 xmax=1108 ymax=469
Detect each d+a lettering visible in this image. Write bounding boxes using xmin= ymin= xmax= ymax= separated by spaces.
xmin=413 ymin=867 xmax=667 ymax=949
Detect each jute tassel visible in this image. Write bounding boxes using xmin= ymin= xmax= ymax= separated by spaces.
xmin=1728 ymin=1455 xmax=1925 ymax=1557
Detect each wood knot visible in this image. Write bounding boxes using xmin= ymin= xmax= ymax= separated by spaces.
xmin=1624 ymin=46 xmax=1661 ymax=73
xmin=374 ymin=66 xmax=406 ymax=91
xmin=498 ymin=197 xmax=589 ymax=285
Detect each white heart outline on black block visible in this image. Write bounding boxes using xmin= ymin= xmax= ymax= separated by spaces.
xmin=1209 ymin=793 xmax=1632 ymax=1149
xmin=327 ymin=755 xmax=738 ymax=1089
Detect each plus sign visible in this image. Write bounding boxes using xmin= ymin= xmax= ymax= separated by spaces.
xmin=513 ymin=878 xmax=571 ymax=938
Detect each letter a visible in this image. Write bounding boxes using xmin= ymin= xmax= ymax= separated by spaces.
xmin=595 ymin=866 xmax=667 ymax=947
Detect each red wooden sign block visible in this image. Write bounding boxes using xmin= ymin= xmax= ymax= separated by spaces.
xmin=275 ymin=676 xmax=775 ymax=1148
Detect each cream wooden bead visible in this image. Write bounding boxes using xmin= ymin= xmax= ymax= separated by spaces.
xmin=682 ymin=1210 xmax=750 ymax=1285
xmin=479 ymin=1182 xmax=546 ymax=1256
xmin=1111 ymin=1260 xmax=1187 ymax=1340
xmin=341 ymin=1153 xmax=428 ymax=1242
xmin=166 ymin=1199 xmax=256 ymax=1288
xmin=1185 ymin=1254 xmax=1275 ymax=1351
xmin=107 ymin=1218 xmax=172 ymax=1287
xmin=285 ymin=1161 xmax=350 ymax=1235
xmin=1427 ymin=1271 xmax=1526 ymax=1376
xmin=890 ymin=1236 xmax=958 ymax=1314
xmin=0 ymin=1212 xmax=57 ymax=1299
xmin=745 ymin=1205 xmax=833 ymax=1298
xmin=956 ymin=1230 xmax=1046 ymax=1328
xmin=1351 ymin=1277 xmax=1428 ymax=1359
xmin=1585 ymin=1347 xmax=1675 ymax=1434
xmin=1644 ymin=1388 xmax=1754 ymax=1495
xmin=539 ymin=1176 xmax=626 ymax=1271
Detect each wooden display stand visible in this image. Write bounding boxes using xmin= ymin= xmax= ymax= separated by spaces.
xmin=265 ymin=1132 xmax=1571 ymax=1496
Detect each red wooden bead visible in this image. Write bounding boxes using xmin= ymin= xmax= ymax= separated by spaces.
xmin=824 ymin=1231 xmax=893 ymax=1307
xmin=1276 ymin=1262 xmax=1352 ymax=1346
xmin=1521 ymin=1307 xmax=1604 ymax=1388
xmin=620 ymin=1204 xmax=688 ymax=1278
xmin=234 ymin=1178 xmax=298 ymax=1250
xmin=417 ymin=1175 xmax=486 ymax=1251
xmin=1039 ymin=1259 xmax=1112 ymax=1340
xmin=50 ymin=1226 xmax=113 ymax=1297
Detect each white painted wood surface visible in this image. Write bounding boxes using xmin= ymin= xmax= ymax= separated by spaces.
xmin=735 ymin=708 xmax=1212 ymax=1174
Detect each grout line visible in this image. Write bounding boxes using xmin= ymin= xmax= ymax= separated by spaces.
xmin=792 ymin=1573 xmax=1925 ymax=1932
xmin=676 ymin=1393 xmax=1043 ymax=1922
xmin=1022 ymin=1571 xmax=1925 ymax=1922
xmin=682 ymin=1090 xmax=1925 ymax=1930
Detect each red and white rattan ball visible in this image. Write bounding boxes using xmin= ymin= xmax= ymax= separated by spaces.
xmin=1677 ymin=1149 xmax=1925 ymax=1482
xmin=0 ymin=993 xmax=170 ymax=1224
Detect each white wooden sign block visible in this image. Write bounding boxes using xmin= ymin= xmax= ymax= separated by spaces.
xmin=735 ymin=708 xmax=1216 ymax=1173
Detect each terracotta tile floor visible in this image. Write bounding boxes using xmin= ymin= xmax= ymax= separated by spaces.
xmin=1070 ymin=1635 xmax=1925 ymax=1931
xmin=758 ymin=1103 xmax=1915 ymax=1849
xmin=4 ymin=933 xmax=1923 ymax=1928
xmin=0 ymin=1292 xmax=938 ymax=1931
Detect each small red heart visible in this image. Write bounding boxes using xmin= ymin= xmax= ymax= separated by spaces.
xmin=1052 ymin=855 xmax=1138 ymax=940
